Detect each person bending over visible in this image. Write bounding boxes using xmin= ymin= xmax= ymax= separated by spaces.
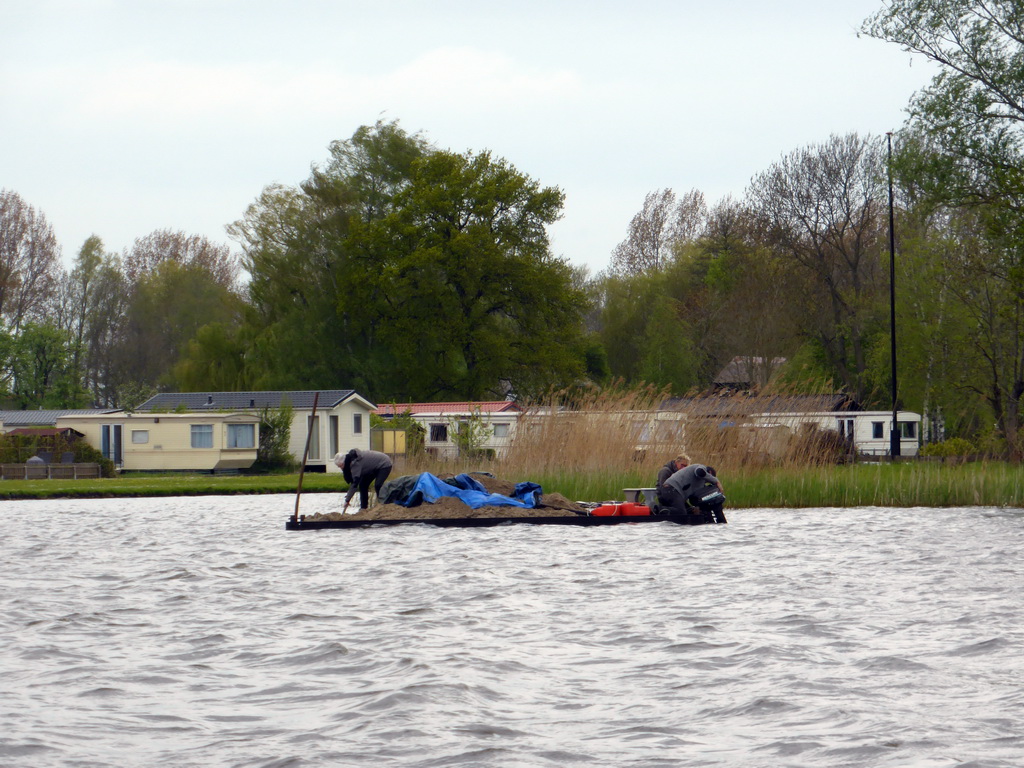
xmin=656 ymin=452 xmax=691 ymax=507
xmin=336 ymin=448 xmax=393 ymax=510
xmin=660 ymin=461 xmax=723 ymax=515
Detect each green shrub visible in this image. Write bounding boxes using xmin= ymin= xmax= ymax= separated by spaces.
xmin=463 ymin=448 xmax=496 ymax=462
xmin=253 ymin=400 xmax=295 ymax=471
xmin=921 ymin=437 xmax=975 ymax=458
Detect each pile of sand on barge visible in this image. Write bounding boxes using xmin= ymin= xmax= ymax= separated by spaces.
xmin=305 ymin=473 xmax=587 ymax=522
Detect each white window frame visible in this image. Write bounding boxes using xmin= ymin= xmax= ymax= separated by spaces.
xmin=227 ymin=423 xmax=255 ymax=449
xmin=191 ymin=424 xmax=214 ymax=449
xmin=307 ymin=415 xmax=320 ymax=460
xmin=101 ymin=424 xmax=123 ymax=465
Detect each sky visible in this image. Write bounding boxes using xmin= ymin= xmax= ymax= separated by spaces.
xmin=1 ymin=0 xmax=936 ymax=276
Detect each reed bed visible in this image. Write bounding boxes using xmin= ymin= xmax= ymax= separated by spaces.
xmin=397 ymin=383 xmax=1024 ymax=508
xmin=12 ymin=381 xmax=1015 ymax=506
xmin=723 ymin=462 xmax=1024 ymax=509
xmin=1 ymin=463 xmax=1020 ymax=507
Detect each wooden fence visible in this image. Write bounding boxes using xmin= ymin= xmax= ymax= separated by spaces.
xmin=1 ymin=463 xmax=102 ymax=480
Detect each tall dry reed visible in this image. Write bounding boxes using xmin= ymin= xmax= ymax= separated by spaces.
xmin=386 ymin=383 xmax=1024 ymax=506
xmin=497 ymin=381 xmax=851 ymax=480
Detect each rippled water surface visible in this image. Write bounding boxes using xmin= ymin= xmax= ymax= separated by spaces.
xmin=2 ymin=495 xmax=1023 ymax=767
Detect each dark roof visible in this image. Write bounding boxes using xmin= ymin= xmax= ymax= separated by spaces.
xmin=6 ymin=427 xmax=86 ymax=438
xmin=376 ymin=401 xmax=521 ymax=416
xmin=135 ymin=390 xmax=373 ymax=412
xmin=0 ymin=409 xmax=121 ymax=427
xmin=662 ymin=394 xmax=862 ymax=416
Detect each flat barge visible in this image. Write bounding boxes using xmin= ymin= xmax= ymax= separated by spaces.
xmin=285 ymin=505 xmax=725 ymax=530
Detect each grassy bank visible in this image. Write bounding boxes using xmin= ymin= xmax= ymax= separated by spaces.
xmin=2 ymin=462 xmax=1022 ymax=508
xmin=524 ymin=461 xmax=1024 ymax=509
xmin=0 ymin=471 xmax=343 ymax=500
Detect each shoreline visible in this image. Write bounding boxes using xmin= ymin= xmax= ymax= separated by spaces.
xmin=2 ymin=463 xmax=1023 ymax=508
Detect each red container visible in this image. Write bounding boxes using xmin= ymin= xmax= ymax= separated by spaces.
xmin=591 ymin=503 xmax=651 ymax=517
xmin=618 ymin=503 xmax=651 ymax=516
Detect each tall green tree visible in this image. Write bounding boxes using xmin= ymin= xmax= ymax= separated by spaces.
xmin=595 ymin=267 xmax=704 ymax=393
xmin=637 ymin=294 xmax=700 ymax=391
xmin=173 ymin=322 xmax=251 ymax=392
xmin=120 ymin=260 xmax=246 ymax=391
xmin=50 ymin=236 xmax=129 ymax=405
xmin=227 ymin=122 xmax=433 ymax=392
xmin=866 ymin=1 xmax=1024 ymax=456
xmin=232 ymin=121 xmax=590 ymax=401
xmin=361 ymin=149 xmax=586 ymax=400
xmin=746 ymin=133 xmax=889 ymax=403
xmin=7 ymin=321 xmax=89 ymax=408
xmin=864 ymin=1 xmax=1024 ymax=210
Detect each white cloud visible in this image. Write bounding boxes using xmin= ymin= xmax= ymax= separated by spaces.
xmin=22 ymin=47 xmax=581 ymax=134
xmin=2 ymin=1 xmax=938 ymax=273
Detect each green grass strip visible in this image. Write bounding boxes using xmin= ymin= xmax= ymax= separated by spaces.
xmin=1 ymin=462 xmax=1022 ymax=507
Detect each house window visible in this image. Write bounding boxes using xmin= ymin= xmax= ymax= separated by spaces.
xmin=353 ymin=413 xmax=362 ymax=434
xmin=430 ymin=423 xmax=448 ymax=442
xmin=131 ymin=430 xmax=149 ymax=444
xmin=227 ymin=423 xmax=255 ymax=449
xmin=330 ymin=415 xmax=339 ymax=456
xmin=307 ymin=415 xmax=320 ymax=460
xmin=493 ymin=423 xmax=509 ymax=438
xmin=872 ymin=422 xmax=884 ymax=439
xmin=191 ymin=424 xmax=214 ymax=449
xmin=899 ymin=422 xmax=917 ymax=439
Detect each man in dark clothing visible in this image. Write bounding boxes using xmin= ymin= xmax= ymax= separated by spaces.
xmin=336 ymin=449 xmax=393 ymax=510
xmin=656 ymin=453 xmax=691 ymax=509
xmin=660 ymin=462 xmax=724 ymax=516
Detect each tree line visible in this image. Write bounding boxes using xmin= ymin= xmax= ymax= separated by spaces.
xmin=2 ymin=0 xmax=1023 ymax=458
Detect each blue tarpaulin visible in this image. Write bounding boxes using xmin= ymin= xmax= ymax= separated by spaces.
xmin=399 ymin=472 xmax=542 ymax=509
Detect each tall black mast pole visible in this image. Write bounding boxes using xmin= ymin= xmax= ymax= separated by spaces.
xmin=887 ymin=132 xmax=900 ymax=458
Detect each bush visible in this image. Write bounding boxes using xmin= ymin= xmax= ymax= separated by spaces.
xmin=463 ymin=448 xmax=496 ymax=462
xmin=921 ymin=437 xmax=975 ymax=458
xmin=791 ymin=425 xmax=854 ymax=465
xmin=253 ymin=401 xmax=295 ymax=472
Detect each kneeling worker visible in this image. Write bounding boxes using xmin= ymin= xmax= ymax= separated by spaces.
xmin=336 ymin=448 xmax=393 ymax=511
xmin=659 ymin=460 xmax=724 ymax=516
xmin=656 ymin=453 xmax=691 ymax=505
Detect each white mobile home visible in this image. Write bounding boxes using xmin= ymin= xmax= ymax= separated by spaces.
xmin=135 ymin=390 xmax=376 ymax=471
xmin=56 ymin=411 xmax=260 ymax=471
xmin=748 ymin=410 xmax=922 ymax=456
xmin=663 ymin=395 xmax=922 ymax=457
xmin=375 ymin=401 xmax=522 ymax=459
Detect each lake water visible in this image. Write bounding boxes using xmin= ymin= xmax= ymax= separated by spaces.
xmin=1 ymin=494 xmax=1022 ymax=768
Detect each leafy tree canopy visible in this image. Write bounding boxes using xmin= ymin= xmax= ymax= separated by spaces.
xmin=232 ymin=121 xmax=591 ymax=402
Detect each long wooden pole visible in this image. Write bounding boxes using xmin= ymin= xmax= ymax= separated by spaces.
xmin=293 ymin=392 xmax=320 ymax=523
